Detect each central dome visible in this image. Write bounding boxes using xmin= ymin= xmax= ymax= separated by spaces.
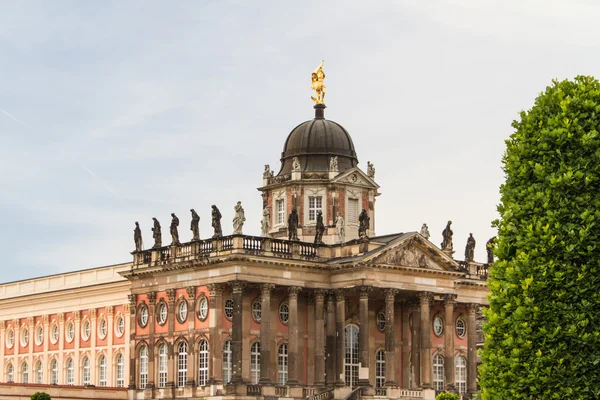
xmin=278 ymin=104 xmax=358 ymax=175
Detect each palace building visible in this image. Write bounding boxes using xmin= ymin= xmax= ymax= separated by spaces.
xmin=0 ymin=69 xmax=490 ymax=400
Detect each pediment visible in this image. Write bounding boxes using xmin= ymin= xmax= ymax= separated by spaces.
xmin=364 ymin=233 xmax=459 ymax=271
xmin=331 ymin=167 xmax=379 ymax=189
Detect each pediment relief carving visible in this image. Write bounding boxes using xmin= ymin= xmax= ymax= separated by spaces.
xmin=372 ymin=242 xmax=446 ymax=270
xmin=332 ymin=168 xmax=379 ymax=189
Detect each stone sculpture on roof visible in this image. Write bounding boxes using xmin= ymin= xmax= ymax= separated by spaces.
xmin=465 ymin=233 xmax=476 ymax=262
xmin=335 ymin=212 xmax=345 ymax=244
xmin=420 ymin=223 xmax=430 ymax=240
xmin=358 ymin=209 xmax=370 ymax=240
xmin=211 ymin=205 xmax=222 ymax=238
xmin=288 ymin=208 xmax=299 ymax=241
xmin=190 ymin=209 xmax=200 ymax=241
xmin=232 ymin=201 xmax=246 ymax=235
xmin=134 ymin=222 xmax=143 ymax=252
xmin=486 ymin=236 xmax=496 ymax=264
xmin=314 ymin=211 xmax=326 ymax=244
xmin=441 ymin=220 xmax=453 ymax=251
xmin=170 ymin=213 xmax=180 ymax=245
xmin=261 ymin=206 xmax=271 ymax=237
xmin=152 ymin=217 xmax=162 ymax=248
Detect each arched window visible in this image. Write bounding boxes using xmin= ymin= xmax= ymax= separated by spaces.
xmin=50 ymin=359 xmax=58 ymax=384
xmin=7 ymin=362 xmax=14 ymax=383
xmin=223 ymin=340 xmax=232 ymax=384
xmin=36 ymin=360 xmax=43 ymax=384
xmin=455 ymin=355 xmax=467 ymax=395
xmin=375 ymin=350 xmax=385 ymax=388
xmin=157 ymin=344 xmax=167 ymax=388
xmin=139 ymin=345 xmax=148 ymax=389
xmin=66 ymin=358 xmax=74 ymax=385
xmin=432 ymin=353 xmax=444 ymax=392
xmin=345 ymin=324 xmax=359 ymax=388
xmin=250 ymin=342 xmax=260 ymax=384
xmin=21 ymin=361 xmax=28 ymax=383
xmin=277 ymin=343 xmax=288 ymax=386
xmin=82 ymin=356 xmax=91 ymax=385
xmin=177 ymin=341 xmax=188 ymax=388
xmin=99 ymin=355 xmax=107 ymax=387
xmin=116 ymin=353 xmax=125 ymax=387
xmin=198 ymin=340 xmax=209 ymax=386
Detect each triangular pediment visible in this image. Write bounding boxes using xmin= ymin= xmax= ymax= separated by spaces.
xmin=331 ymin=167 xmax=379 ymax=189
xmin=363 ymin=232 xmax=460 ymax=271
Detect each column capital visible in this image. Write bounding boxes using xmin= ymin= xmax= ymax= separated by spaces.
xmin=288 ymin=286 xmax=302 ymax=299
xmin=418 ymin=291 xmax=434 ymax=305
xmin=207 ymin=283 xmax=224 ymax=297
xmin=90 ymin=309 xmax=97 ymax=319
xmin=58 ymin=313 xmax=64 ymax=323
xmin=0 ymin=320 xmax=4 ymax=330
xmin=128 ymin=294 xmax=137 ymax=309
xmin=260 ymin=283 xmax=275 ymax=295
xmin=42 ymin=315 xmax=49 ymax=324
xmin=27 ymin=316 xmax=34 ymax=326
xmin=384 ymin=288 xmax=399 ymax=301
xmin=186 ymin=286 xmax=196 ymax=299
xmin=467 ymin=303 xmax=479 ymax=314
xmin=73 ymin=311 xmax=80 ymax=321
xmin=358 ymin=286 xmax=373 ymax=299
xmin=124 ymin=303 xmax=131 ymax=314
xmin=229 ymin=280 xmax=247 ymax=294
xmin=147 ymin=291 xmax=157 ymax=305
xmin=166 ymin=288 xmax=176 ymax=303
xmin=334 ymin=288 xmax=345 ymax=301
xmin=107 ymin=306 xmax=114 ymax=316
xmin=314 ymin=289 xmax=327 ymax=302
xmin=443 ymin=294 xmax=457 ymax=306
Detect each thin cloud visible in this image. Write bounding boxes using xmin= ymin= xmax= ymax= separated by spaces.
xmin=0 ymin=107 xmax=32 ymax=129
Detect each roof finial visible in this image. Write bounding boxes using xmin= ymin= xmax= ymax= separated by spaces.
xmin=310 ymin=60 xmax=326 ymax=105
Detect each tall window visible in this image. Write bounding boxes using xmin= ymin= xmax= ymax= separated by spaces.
xmin=66 ymin=358 xmax=74 ymax=385
xmin=177 ymin=341 xmax=188 ymax=388
xmin=158 ymin=344 xmax=168 ymax=388
xmin=99 ymin=355 xmax=107 ymax=387
xmin=7 ymin=362 xmax=14 ymax=382
xmin=250 ymin=342 xmax=260 ymax=384
xmin=82 ymin=356 xmax=90 ymax=385
xmin=139 ymin=345 xmax=148 ymax=389
xmin=348 ymin=198 xmax=359 ymax=224
xmin=198 ymin=340 xmax=209 ymax=386
xmin=36 ymin=361 xmax=43 ymax=384
xmin=455 ymin=355 xmax=467 ymax=395
xmin=276 ymin=199 xmax=285 ymax=225
xmin=375 ymin=350 xmax=385 ymax=388
xmin=345 ymin=325 xmax=359 ymax=388
xmin=51 ymin=359 xmax=58 ymax=384
xmin=223 ymin=340 xmax=232 ymax=384
xmin=116 ymin=353 xmax=125 ymax=387
xmin=21 ymin=362 xmax=28 ymax=383
xmin=277 ymin=344 xmax=288 ymax=386
xmin=432 ymin=353 xmax=444 ymax=392
xmin=308 ymin=196 xmax=323 ymax=222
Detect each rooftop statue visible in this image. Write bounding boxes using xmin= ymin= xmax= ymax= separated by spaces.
xmin=465 ymin=233 xmax=476 ymax=262
xmin=335 ymin=212 xmax=345 ymax=244
xmin=190 ymin=209 xmax=200 ymax=241
xmin=170 ymin=213 xmax=180 ymax=245
xmin=292 ymin=157 xmax=301 ymax=172
xmin=134 ymin=222 xmax=143 ymax=252
xmin=441 ymin=220 xmax=453 ymax=251
xmin=261 ymin=206 xmax=271 ymax=237
xmin=211 ymin=205 xmax=222 ymax=238
xmin=486 ymin=236 xmax=496 ymax=264
xmin=314 ymin=210 xmax=325 ymax=245
xmin=263 ymin=165 xmax=273 ymax=179
xmin=420 ymin=223 xmax=430 ymax=240
xmin=232 ymin=201 xmax=246 ymax=235
xmin=152 ymin=217 xmax=162 ymax=248
xmin=310 ymin=60 xmax=326 ymax=104
xmin=330 ymin=156 xmax=338 ymax=172
xmin=358 ymin=209 xmax=370 ymax=240
xmin=367 ymin=161 xmax=375 ymax=178
xmin=288 ymin=208 xmax=299 ymax=241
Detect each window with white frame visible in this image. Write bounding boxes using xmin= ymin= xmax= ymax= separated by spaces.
xmin=250 ymin=342 xmax=260 ymax=384
xmin=345 ymin=325 xmax=360 ymax=388
xmin=279 ymin=302 xmax=289 ymax=324
xmin=21 ymin=361 xmax=28 ymax=383
xmin=66 ymin=358 xmax=74 ymax=385
xmin=375 ymin=349 xmax=385 ymax=388
xmin=6 ymin=327 xmax=14 ymax=348
xmin=98 ymin=318 xmax=107 ymax=339
xmin=6 ymin=362 xmax=14 ymax=382
xmin=139 ymin=345 xmax=148 ymax=389
xmin=115 ymin=315 xmax=125 ymax=337
xmin=36 ymin=361 xmax=43 ymax=384
xmin=99 ymin=355 xmax=107 ymax=387
xmin=276 ymin=199 xmax=285 ymax=226
xmin=177 ymin=341 xmax=188 ymax=388
xmin=456 ymin=318 xmax=466 ymax=338
xmin=308 ymin=196 xmax=323 ymax=222
xmin=82 ymin=320 xmax=91 ymax=341
xmin=51 ymin=323 xmax=59 ymax=344
xmin=252 ymin=299 xmax=262 ymax=322
xmin=177 ymin=300 xmax=188 ymax=323
xmin=83 ymin=356 xmax=91 ymax=385
xmin=455 ymin=355 xmax=467 ymax=395
xmin=157 ymin=302 xmax=168 ymax=325
xmin=21 ymin=326 xmax=29 ymax=347
xmin=116 ymin=353 xmax=125 ymax=387
xmin=35 ymin=325 xmax=43 ymax=345
xmin=277 ymin=343 xmax=288 ymax=386
xmin=223 ymin=340 xmax=232 ymax=384
xmin=66 ymin=321 xmax=74 ymax=343
xmin=348 ymin=198 xmax=359 ymax=225
xmin=198 ymin=340 xmax=209 ymax=386
xmin=197 ymin=296 xmax=209 ymax=321
xmin=225 ymin=299 xmax=234 ymax=319
xmin=158 ymin=344 xmax=168 ymax=388
xmin=432 ymin=353 xmax=444 ymax=392
xmin=138 ymin=304 xmax=149 ymax=327
xmin=51 ymin=359 xmax=58 ymax=384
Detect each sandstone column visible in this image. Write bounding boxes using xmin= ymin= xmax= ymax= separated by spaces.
xmin=444 ymin=294 xmax=457 ymax=392
xmin=186 ymin=286 xmax=196 ymax=387
xmin=325 ymin=292 xmax=337 ymax=386
xmin=147 ymin=291 xmax=157 ymax=388
xmin=208 ymin=284 xmax=224 ymax=384
xmin=287 ymin=286 xmax=302 ymax=385
xmin=335 ymin=289 xmax=346 ymax=386
xmin=467 ymin=303 xmax=478 ymax=396
xmin=358 ymin=286 xmax=372 ymax=387
xmin=401 ymin=302 xmax=411 ymax=389
xmin=314 ymin=289 xmax=326 ymax=387
xmin=230 ymin=280 xmax=246 ymax=384
xmin=107 ymin=306 xmax=114 ymax=385
xmin=384 ymin=289 xmax=398 ymax=387
xmin=410 ymin=300 xmax=421 ymax=388
xmin=259 ymin=284 xmax=275 ymax=384
xmin=419 ymin=292 xmax=433 ymax=389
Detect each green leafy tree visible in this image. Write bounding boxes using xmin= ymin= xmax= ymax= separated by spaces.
xmin=479 ymin=76 xmax=600 ymax=399
xmin=30 ymin=393 xmax=51 ymax=400
xmin=435 ymin=392 xmax=460 ymax=400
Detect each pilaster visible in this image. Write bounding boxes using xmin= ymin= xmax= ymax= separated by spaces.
xmin=259 ymin=284 xmax=275 ymax=384
xmin=419 ymin=292 xmax=433 ymax=389
xmin=384 ymin=289 xmax=399 ymax=387
xmin=229 ymin=280 xmax=246 ymax=384
xmin=334 ymin=289 xmax=345 ymax=386
xmin=467 ymin=303 xmax=478 ymax=396
xmin=208 ymin=284 xmax=224 ymax=384
xmin=358 ymin=286 xmax=372 ymax=387
xmin=287 ymin=286 xmax=302 ymax=385
xmin=444 ymin=295 xmax=457 ymax=392
xmin=314 ymin=289 xmax=326 ymax=387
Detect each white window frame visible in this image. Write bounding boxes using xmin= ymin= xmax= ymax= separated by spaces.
xmin=455 ymin=355 xmax=467 ymax=395
xmin=345 ymin=324 xmax=360 ymax=388
xmin=272 ymin=191 xmax=286 ymax=229
xmin=157 ymin=302 xmax=168 ymax=325
xmin=279 ymin=302 xmax=289 ymax=324
xmin=223 ymin=340 xmax=232 ymax=384
xmin=139 ymin=345 xmax=148 ymax=389
xmin=252 ymin=299 xmax=262 ymax=322
xmin=83 ymin=356 xmax=91 ymax=385
xmin=98 ymin=318 xmax=107 ymax=339
xmin=375 ymin=349 xmax=385 ymax=388
xmin=197 ymin=296 xmax=209 ymax=321
xmin=99 ymin=355 xmax=107 ymax=387
xmin=21 ymin=326 xmax=29 ymax=347
xmin=66 ymin=358 xmax=74 ymax=385
xmin=303 ymin=187 xmax=326 ymax=226
xmin=158 ymin=344 xmax=168 ymax=388
xmin=308 ymin=195 xmax=323 ymax=223
xmin=433 ymin=315 xmax=444 ymax=336
xmin=198 ymin=340 xmax=209 ymax=386
xmin=432 ymin=353 xmax=444 ymax=392
xmin=116 ymin=353 xmax=125 ymax=387
xmin=456 ymin=318 xmax=466 ymax=338
xmin=7 ymin=362 xmax=14 ymax=383
xmin=36 ymin=360 xmax=43 ymax=384
xmin=51 ymin=359 xmax=58 ymax=384
xmin=346 ymin=194 xmax=361 ymax=226
xmin=6 ymin=327 xmax=14 ymax=348
xmin=250 ymin=342 xmax=260 ymax=385
xmin=66 ymin=321 xmax=74 ymax=343
xmin=115 ymin=315 xmax=125 ymax=337
xmin=51 ymin=323 xmax=59 ymax=344
xmin=82 ymin=320 xmax=91 ymax=341
xmin=35 ymin=325 xmax=43 ymax=346
xmin=178 ymin=300 xmax=188 ymax=323
xmin=177 ymin=342 xmax=188 ymax=388
xmin=21 ymin=361 xmax=28 ymax=383
xmin=277 ymin=343 xmax=288 ymax=386
xmin=224 ymin=298 xmax=234 ymax=320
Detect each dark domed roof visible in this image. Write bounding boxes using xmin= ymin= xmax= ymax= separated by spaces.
xmin=278 ymin=104 xmax=358 ymax=175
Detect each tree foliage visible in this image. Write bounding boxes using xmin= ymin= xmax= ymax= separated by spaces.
xmin=31 ymin=393 xmax=51 ymax=400
xmin=480 ymin=76 xmax=600 ymax=399
xmin=435 ymin=392 xmax=460 ymax=400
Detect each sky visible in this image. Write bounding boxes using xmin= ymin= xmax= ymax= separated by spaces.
xmin=1 ymin=0 xmax=600 ymax=283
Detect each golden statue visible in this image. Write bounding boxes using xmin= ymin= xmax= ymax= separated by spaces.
xmin=310 ymin=60 xmax=326 ymax=104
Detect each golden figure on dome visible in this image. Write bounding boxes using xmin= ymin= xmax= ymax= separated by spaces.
xmin=310 ymin=60 xmax=326 ymax=104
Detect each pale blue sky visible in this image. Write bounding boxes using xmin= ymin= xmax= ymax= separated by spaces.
xmin=1 ymin=1 xmax=599 ymax=283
